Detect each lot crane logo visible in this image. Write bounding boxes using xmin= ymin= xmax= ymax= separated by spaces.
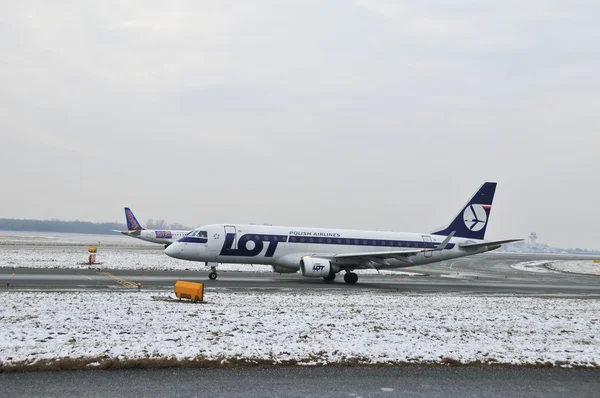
xmin=463 ymin=204 xmax=491 ymax=232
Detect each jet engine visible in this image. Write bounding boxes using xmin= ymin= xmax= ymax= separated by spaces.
xmin=299 ymin=256 xmax=338 ymax=277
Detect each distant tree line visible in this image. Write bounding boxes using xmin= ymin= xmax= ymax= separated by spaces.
xmin=0 ymin=218 xmax=192 ymax=235
xmin=144 ymin=219 xmax=191 ymax=230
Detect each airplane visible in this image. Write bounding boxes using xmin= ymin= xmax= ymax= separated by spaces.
xmin=114 ymin=207 xmax=191 ymax=248
xmin=164 ymin=182 xmax=522 ymax=283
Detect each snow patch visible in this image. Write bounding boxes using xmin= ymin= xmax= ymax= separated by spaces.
xmin=511 ymin=261 xmax=555 ymax=273
xmin=1 ymin=290 xmax=598 ymax=368
xmin=547 ymin=261 xmax=600 ymax=276
xmin=0 ymin=247 xmax=423 ymax=276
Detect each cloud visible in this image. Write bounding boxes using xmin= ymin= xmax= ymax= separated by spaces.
xmin=0 ymin=1 xmax=599 ymax=249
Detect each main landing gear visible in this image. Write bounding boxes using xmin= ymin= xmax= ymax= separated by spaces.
xmin=343 ymin=272 xmax=358 ymax=285
xmin=322 ymin=271 xmax=359 ymax=284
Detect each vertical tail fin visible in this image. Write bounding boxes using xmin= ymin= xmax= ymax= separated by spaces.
xmin=124 ymin=207 xmax=145 ymax=231
xmin=431 ymin=182 xmax=497 ymax=240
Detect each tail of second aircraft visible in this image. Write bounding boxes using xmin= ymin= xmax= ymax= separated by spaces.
xmin=431 ymin=182 xmax=497 ymax=240
xmin=124 ymin=207 xmax=145 ymax=231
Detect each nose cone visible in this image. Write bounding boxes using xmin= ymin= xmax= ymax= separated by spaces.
xmin=164 ymin=242 xmax=180 ymax=258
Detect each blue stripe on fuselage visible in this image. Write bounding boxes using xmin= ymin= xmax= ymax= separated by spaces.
xmin=178 ymin=233 xmax=455 ymax=250
xmin=288 ymin=235 xmax=455 ymax=249
xmin=178 ymin=236 xmax=208 ymax=244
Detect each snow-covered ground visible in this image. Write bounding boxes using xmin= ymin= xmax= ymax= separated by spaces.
xmin=0 ymin=246 xmax=271 ymax=272
xmin=0 ymin=246 xmax=423 ymax=275
xmin=0 ymin=231 xmax=152 ymax=247
xmin=547 ymin=261 xmax=600 ymax=276
xmin=1 ymin=290 xmax=598 ymax=370
xmin=510 ymin=261 xmax=555 ymax=273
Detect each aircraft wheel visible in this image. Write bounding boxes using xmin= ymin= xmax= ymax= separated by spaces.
xmin=208 ymin=272 xmax=218 ymax=280
xmin=323 ymin=273 xmax=336 ymax=283
xmin=344 ymin=272 xmax=358 ymax=284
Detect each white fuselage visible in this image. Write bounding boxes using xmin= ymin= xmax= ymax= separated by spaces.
xmin=122 ymin=229 xmax=190 ymax=245
xmin=165 ymin=224 xmax=490 ymax=270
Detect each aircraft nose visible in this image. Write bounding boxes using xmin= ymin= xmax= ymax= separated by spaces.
xmin=164 ymin=243 xmax=180 ymax=258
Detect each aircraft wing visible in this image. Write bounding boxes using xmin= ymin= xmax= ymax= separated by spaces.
xmin=114 ymin=230 xmax=141 ymax=237
xmin=332 ymin=248 xmax=425 ymax=266
xmin=328 ymin=232 xmax=456 ymax=267
xmin=458 ymin=239 xmax=523 ymax=250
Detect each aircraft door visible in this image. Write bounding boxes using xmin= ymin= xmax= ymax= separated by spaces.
xmin=422 ymin=235 xmax=433 ymax=258
xmin=224 ymin=225 xmax=237 ymax=250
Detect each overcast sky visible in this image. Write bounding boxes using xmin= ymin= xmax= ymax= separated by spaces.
xmin=1 ymin=1 xmax=599 ymax=250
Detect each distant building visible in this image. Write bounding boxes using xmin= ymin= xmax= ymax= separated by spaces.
xmin=529 ymin=231 xmax=537 ymax=246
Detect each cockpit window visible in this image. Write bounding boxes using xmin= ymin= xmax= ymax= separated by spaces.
xmin=188 ymin=230 xmax=208 ymax=238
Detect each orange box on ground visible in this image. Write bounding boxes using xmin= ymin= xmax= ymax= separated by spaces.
xmin=174 ymin=281 xmax=204 ymax=302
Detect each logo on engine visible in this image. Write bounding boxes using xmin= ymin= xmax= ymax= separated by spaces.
xmin=312 ymin=265 xmax=325 ymax=271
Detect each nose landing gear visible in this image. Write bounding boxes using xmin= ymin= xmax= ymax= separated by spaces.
xmin=206 ymin=262 xmax=218 ymax=280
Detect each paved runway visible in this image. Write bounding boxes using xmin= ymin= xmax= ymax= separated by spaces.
xmin=2 ymin=252 xmax=599 ymax=297
xmin=1 ymin=367 xmax=598 ymax=398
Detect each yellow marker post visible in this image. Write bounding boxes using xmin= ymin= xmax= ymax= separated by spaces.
xmin=88 ymin=247 xmax=97 ymax=264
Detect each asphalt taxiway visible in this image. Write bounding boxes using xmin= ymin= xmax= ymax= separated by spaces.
xmin=1 ymin=367 xmax=598 ymax=398
xmin=2 ymin=253 xmax=599 ymax=297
